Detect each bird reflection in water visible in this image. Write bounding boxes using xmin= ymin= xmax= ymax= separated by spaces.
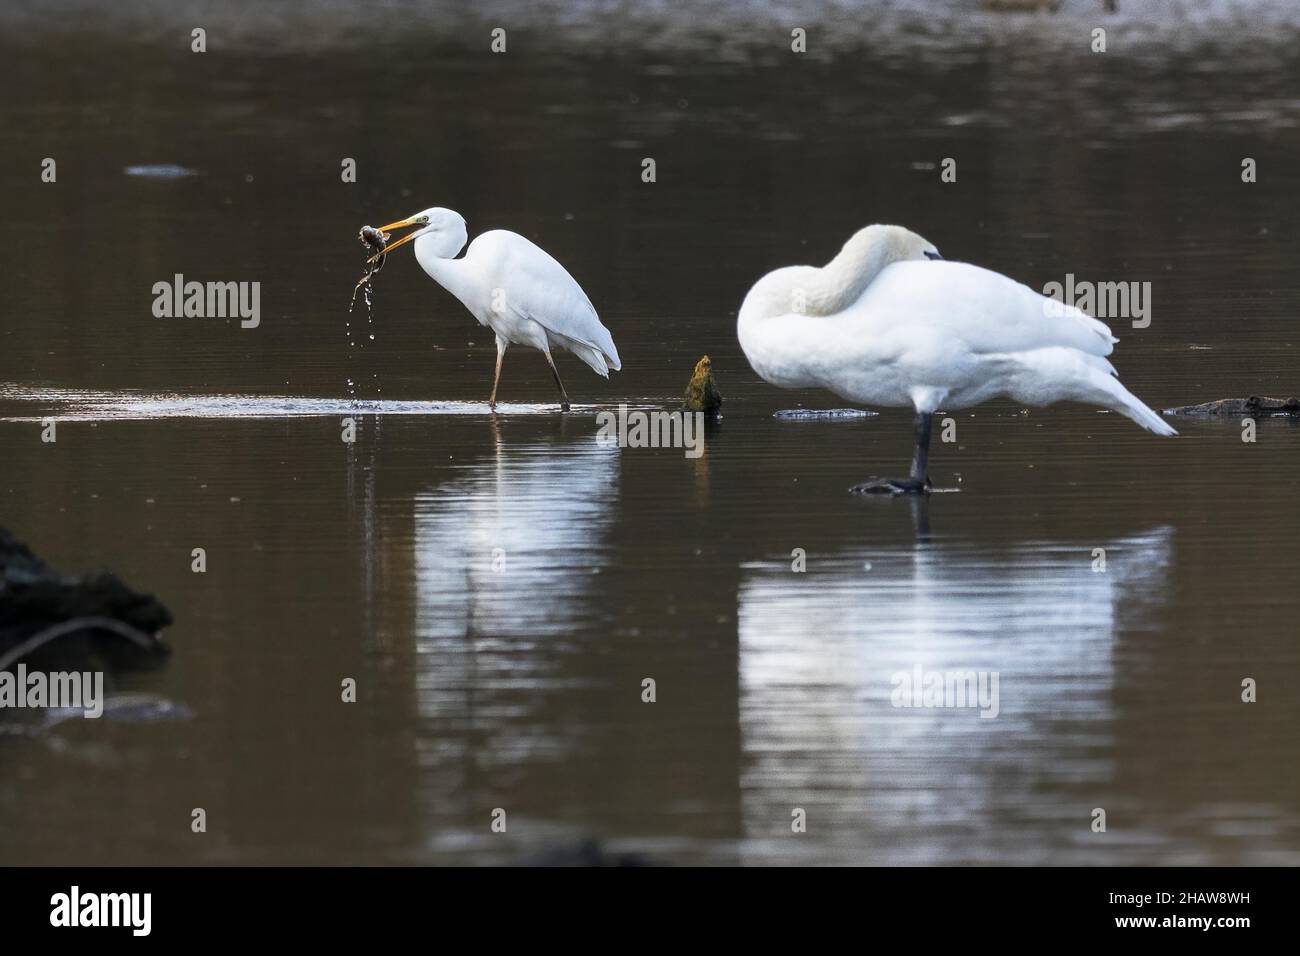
xmin=737 ymin=527 xmax=1173 ymax=864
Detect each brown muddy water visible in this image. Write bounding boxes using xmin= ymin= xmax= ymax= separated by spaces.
xmin=2 ymin=5 xmax=1300 ymax=865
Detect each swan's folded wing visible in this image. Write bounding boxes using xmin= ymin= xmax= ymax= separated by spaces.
xmin=868 ymin=260 xmax=1118 ymax=359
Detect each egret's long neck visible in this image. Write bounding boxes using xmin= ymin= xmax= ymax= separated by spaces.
xmin=413 ymin=233 xmax=477 ymax=309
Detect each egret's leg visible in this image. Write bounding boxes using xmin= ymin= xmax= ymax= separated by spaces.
xmin=850 ymin=411 xmax=933 ymax=496
xmin=490 ymin=337 xmax=507 ymax=409
xmin=544 ymin=351 xmax=571 ymax=412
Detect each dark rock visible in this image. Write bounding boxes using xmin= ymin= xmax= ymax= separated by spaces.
xmin=0 ymin=527 xmax=171 ymax=668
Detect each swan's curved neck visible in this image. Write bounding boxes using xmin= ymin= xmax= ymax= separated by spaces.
xmin=811 ymin=239 xmax=891 ymax=315
xmin=737 ymin=237 xmax=892 ymax=388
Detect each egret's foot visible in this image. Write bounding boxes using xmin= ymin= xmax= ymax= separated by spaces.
xmin=849 ymin=476 xmax=931 ymax=496
xmin=559 ymin=400 xmax=571 ymax=413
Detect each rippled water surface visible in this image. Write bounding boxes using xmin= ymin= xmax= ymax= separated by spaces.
xmin=2 ymin=3 xmax=1299 ymax=865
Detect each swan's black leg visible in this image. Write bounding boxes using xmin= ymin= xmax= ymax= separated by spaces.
xmin=850 ymin=411 xmax=933 ymax=495
xmin=909 ymin=410 xmax=932 ymax=481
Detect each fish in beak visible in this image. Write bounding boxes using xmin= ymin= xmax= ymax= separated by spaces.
xmin=368 ymin=216 xmax=423 ymax=263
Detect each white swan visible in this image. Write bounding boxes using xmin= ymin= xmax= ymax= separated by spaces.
xmin=737 ymin=224 xmax=1175 ymax=494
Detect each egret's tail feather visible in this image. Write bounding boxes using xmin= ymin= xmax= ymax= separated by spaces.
xmin=552 ymin=329 xmax=618 ymax=378
xmin=578 ymin=321 xmax=621 ymax=372
xmin=571 ymin=343 xmax=611 ymax=378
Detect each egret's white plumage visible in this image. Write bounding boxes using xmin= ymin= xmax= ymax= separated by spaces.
xmin=738 ymin=224 xmax=1174 ymax=492
xmin=375 ymin=207 xmax=620 ymax=409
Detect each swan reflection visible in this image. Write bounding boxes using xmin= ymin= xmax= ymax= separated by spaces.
xmin=737 ymin=527 xmax=1173 ymax=864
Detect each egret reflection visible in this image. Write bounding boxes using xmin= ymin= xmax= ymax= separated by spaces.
xmin=407 ymin=430 xmax=621 ymax=852
xmin=412 ymin=433 xmax=620 ymax=641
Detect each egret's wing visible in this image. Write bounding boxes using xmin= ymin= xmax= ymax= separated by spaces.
xmin=479 ymin=230 xmax=621 ymax=369
xmin=865 ymin=260 xmax=1118 ymax=360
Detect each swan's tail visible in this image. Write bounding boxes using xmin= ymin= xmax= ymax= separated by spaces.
xmin=1010 ymin=348 xmax=1177 ymax=436
xmin=1111 ymin=383 xmax=1178 ymax=436
xmin=1089 ymin=367 xmax=1177 ymax=436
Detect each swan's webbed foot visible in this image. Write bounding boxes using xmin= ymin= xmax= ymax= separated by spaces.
xmin=853 ymin=412 xmax=934 ymax=496
xmin=850 ymin=476 xmax=932 ymax=496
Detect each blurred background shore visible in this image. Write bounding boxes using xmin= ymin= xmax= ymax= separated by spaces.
xmin=7 ymin=0 xmax=1300 ymax=54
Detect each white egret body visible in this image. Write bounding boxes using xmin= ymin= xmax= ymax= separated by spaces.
xmin=737 ymin=224 xmax=1175 ymax=493
xmin=374 ymin=207 xmax=620 ymax=410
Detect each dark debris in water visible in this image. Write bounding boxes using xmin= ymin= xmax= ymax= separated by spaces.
xmin=0 ymin=527 xmax=172 ymax=670
xmin=1 ymin=694 xmax=194 ymax=737
xmin=519 ymin=838 xmax=655 ymax=867
xmin=123 ymin=164 xmax=200 ymax=178
xmin=1164 ymin=395 xmax=1300 ymax=418
xmin=774 ymin=408 xmax=877 ymax=420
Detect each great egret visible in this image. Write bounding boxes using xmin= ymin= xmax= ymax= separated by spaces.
xmin=737 ymin=224 xmax=1175 ymax=494
xmin=371 ymin=207 xmax=621 ymax=411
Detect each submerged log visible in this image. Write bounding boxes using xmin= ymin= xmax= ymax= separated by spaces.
xmin=774 ymin=408 xmax=876 ymax=420
xmin=980 ymin=0 xmax=1062 ymax=11
xmin=1164 ymin=396 xmax=1300 ymax=418
xmin=0 ymin=527 xmax=171 ymax=669
xmin=521 ymin=838 xmax=653 ymax=867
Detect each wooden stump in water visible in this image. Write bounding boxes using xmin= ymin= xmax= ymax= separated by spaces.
xmin=683 ymin=355 xmax=723 ymax=417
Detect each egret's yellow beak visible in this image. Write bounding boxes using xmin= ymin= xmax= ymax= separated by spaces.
xmin=368 ymin=217 xmax=422 ymax=263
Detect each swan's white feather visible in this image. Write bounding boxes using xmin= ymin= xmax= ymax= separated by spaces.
xmin=737 ymin=226 xmax=1174 ymax=436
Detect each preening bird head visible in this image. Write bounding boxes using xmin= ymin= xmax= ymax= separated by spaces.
xmin=371 ymin=207 xmax=468 ymax=261
xmin=839 ymin=224 xmax=941 ymax=267
xmin=738 ymin=224 xmax=943 ymax=323
xmin=791 ymin=224 xmax=942 ymax=315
